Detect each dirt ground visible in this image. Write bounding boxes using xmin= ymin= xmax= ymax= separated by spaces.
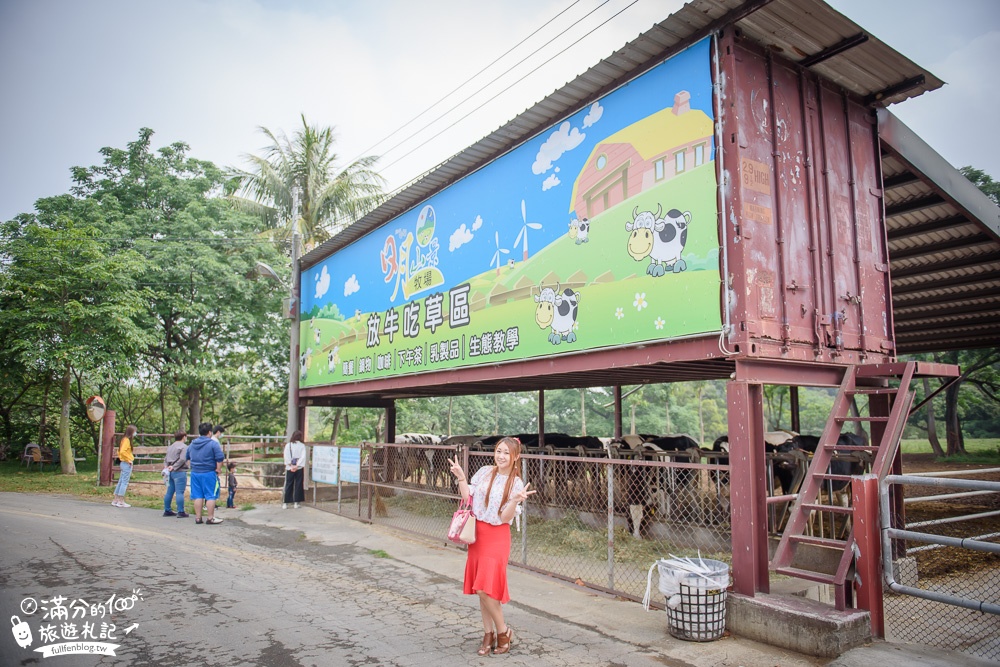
xmin=897 ymin=454 xmax=1000 ymax=579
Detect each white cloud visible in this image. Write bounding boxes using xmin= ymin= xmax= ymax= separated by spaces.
xmin=450 ymin=223 xmax=474 ymax=251
xmin=315 ymin=266 xmax=331 ymax=299
xmin=542 ymin=173 xmax=560 ymax=191
xmin=472 ymin=215 xmax=483 ymax=231
xmin=582 ymin=102 xmax=603 ymax=128
xmin=344 ymin=273 xmax=360 ymax=296
xmin=532 ymin=121 xmax=586 ymax=174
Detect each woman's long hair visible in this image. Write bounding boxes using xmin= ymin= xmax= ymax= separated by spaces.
xmin=484 ymin=437 xmax=523 ymax=512
xmin=122 ymin=425 xmax=137 ymax=442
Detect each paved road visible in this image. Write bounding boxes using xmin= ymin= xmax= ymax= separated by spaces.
xmin=0 ymin=493 xmax=704 ymax=667
xmin=3 ymin=493 xmax=989 ymax=667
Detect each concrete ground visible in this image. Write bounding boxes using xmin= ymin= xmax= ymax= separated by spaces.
xmin=0 ymin=493 xmax=993 ymax=666
xmin=241 ymin=503 xmax=995 ymax=667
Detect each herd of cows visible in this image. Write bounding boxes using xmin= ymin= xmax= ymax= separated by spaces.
xmin=371 ymin=430 xmax=870 ymax=538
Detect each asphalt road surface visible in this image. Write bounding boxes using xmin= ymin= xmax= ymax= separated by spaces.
xmin=0 ymin=492 xmax=697 ymax=667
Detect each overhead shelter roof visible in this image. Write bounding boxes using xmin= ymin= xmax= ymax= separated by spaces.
xmin=298 ymin=0 xmax=996 ymax=402
xmin=878 ymin=110 xmax=1000 ymax=354
xmin=302 ymin=0 xmax=945 ymax=272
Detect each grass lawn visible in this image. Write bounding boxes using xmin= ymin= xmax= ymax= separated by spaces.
xmin=899 ymin=438 xmax=1000 ymax=464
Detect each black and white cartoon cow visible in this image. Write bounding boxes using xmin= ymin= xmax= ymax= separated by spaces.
xmin=299 ymin=349 xmax=312 ymax=381
xmin=327 ymin=346 xmax=340 ymax=374
xmin=534 ymin=284 xmax=581 ymax=345
xmin=568 ymin=218 xmax=590 ymax=244
xmin=625 ymin=204 xmax=691 ymax=276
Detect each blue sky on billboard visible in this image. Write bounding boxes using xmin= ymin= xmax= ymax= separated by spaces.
xmin=0 ymin=0 xmax=997 ymax=224
xmin=300 ymin=39 xmax=712 ymax=318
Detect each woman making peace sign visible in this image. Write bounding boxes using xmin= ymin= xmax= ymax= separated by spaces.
xmin=449 ymin=436 xmax=536 ymax=656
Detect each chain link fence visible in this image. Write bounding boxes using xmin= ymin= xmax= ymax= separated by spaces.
xmin=882 ymin=469 xmax=1000 ymax=661
xmin=313 ymin=441 xmax=731 ymax=605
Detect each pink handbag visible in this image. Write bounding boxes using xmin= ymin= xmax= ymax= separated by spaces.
xmin=447 ymin=497 xmax=476 ymax=545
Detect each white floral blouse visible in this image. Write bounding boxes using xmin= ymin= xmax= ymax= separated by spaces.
xmin=469 ymin=465 xmax=525 ymax=526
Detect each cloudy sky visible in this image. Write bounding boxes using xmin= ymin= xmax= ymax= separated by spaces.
xmin=1 ymin=0 xmax=997 ymax=223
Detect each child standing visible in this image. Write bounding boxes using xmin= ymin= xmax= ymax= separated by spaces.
xmin=226 ymin=462 xmax=238 ymax=508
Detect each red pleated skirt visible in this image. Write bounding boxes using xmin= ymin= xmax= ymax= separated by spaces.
xmin=463 ymin=520 xmax=511 ymax=603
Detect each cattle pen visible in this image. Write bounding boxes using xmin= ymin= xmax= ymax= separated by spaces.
xmin=96 ymin=0 xmax=1000 ymax=659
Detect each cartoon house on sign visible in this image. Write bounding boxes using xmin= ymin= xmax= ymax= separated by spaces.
xmin=569 ymin=91 xmax=712 ymax=219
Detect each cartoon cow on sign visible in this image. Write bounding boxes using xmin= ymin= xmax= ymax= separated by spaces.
xmin=327 ymin=346 xmax=340 ymax=374
xmin=626 ymin=204 xmax=691 ymax=276
xmin=576 ymin=218 xmax=590 ymax=244
xmin=534 ymin=284 xmax=581 ymax=345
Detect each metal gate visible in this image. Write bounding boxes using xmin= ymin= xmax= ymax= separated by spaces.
xmin=880 ymin=470 xmax=1000 ymax=661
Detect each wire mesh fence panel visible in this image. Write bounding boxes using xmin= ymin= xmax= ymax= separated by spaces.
xmin=883 ymin=474 xmax=1000 ymax=662
xmin=353 ymin=442 xmax=732 ymax=605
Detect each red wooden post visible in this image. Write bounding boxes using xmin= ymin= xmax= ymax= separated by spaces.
xmin=852 ymin=474 xmax=884 ymax=637
xmin=728 ymin=380 xmax=769 ymax=595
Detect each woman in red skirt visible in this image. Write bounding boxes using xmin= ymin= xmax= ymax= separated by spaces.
xmin=449 ymin=437 xmax=535 ymax=655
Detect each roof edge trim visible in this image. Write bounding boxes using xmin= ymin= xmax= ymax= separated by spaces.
xmin=878 ymin=108 xmax=1000 ymax=241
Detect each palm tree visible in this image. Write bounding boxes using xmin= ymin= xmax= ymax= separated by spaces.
xmin=231 ymin=114 xmax=386 ymax=249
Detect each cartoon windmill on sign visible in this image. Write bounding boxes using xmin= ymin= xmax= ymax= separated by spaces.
xmin=514 ymin=199 xmax=543 ymax=262
xmin=490 ymin=231 xmax=510 ymax=276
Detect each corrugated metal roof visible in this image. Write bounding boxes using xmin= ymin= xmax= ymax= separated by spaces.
xmin=302 ymin=0 xmax=942 ymax=270
xmin=290 ymin=0 xmax=999 ymax=404
xmin=878 ymin=109 xmax=1000 ymax=354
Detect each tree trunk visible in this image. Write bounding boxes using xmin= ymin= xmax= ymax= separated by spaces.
xmin=159 ymin=377 xmax=166 ymax=435
xmin=178 ymin=398 xmax=190 ymax=432
xmin=697 ymin=384 xmax=705 ymax=446
xmin=59 ymin=364 xmax=77 ymax=474
xmin=187 ymin=386 xmax=201 ymax=433
xmin=943 ymin=381 xmax=965 ymax=456
xmin=664 ymin=396 xmax=671 ymax=434
xmin=923 ymin=378 xmax=944 ymax=457
xmin=447 ymin=397 xmax=453 ymax=437
xmin=39 ymin=379 xmax=50 ymax=446
xmin=373 ymin=410 xmax=384 ymax=442
xmin=580 ymin=389 xmax=586 ymax=436
xmin=329 ymin=408 xmax=342 ymax=444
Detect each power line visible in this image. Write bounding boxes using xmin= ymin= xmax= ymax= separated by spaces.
xmin=380 ymin=0 xmax=640 ymax=174
xmin=346 ymin=0 xmax=583 ymax=166
xmin=371 ymin=0 xmax=617 ymax=168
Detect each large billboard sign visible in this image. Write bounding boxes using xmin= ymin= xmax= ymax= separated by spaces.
xmin=299 ymin=39 xmax=720 ymax=389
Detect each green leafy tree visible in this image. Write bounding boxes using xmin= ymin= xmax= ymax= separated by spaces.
xmin=0 ymin=196 xmax=149 ymax=473
xmin=71 ymin=129 xmax=289 ymax=433
xmin=231 ymin=114 xmax=386 ymax=249
xmin=960 ymin=166 xmax=1000 ymax=206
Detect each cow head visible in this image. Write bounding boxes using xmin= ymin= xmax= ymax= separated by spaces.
xmin=568 ymin=219 xmax=579 ymax=239
xmin=533 ymin=284 xmax=558 ymax=329
xmin=626 ymin=205 xmax=662 ymax=260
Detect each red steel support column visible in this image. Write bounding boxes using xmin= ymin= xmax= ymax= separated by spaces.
xmin=852 ymin=475 xmax=884 ymax=637
xmin=613 ymin=386 xmax=623 ymax=439
xmin=538 ymin=390 xmax=545 ymax=447
xmin=728 ymin=380 xmax=769 ymax=595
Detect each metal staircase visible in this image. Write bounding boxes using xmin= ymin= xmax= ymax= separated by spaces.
xmin=770 ymin=361 xmax=960 ymax=609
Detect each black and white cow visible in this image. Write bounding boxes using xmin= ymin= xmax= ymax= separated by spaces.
xmin=625 ymin=205 xmax=691 ymax=276
xmin=534 ymin=284 xmax=581 ymax=345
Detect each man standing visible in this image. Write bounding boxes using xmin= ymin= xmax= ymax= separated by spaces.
xmin=186 ymin=422 xmax=225 ymax=525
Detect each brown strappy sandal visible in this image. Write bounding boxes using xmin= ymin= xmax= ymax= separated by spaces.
xmin=494 ymin=627 xmax=513 ymax=654
xmin=477 ymin=631 xmax=495 ymax=656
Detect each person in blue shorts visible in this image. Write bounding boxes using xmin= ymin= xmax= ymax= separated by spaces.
xmin=186 ymin=422 xmax=225 ymax=525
